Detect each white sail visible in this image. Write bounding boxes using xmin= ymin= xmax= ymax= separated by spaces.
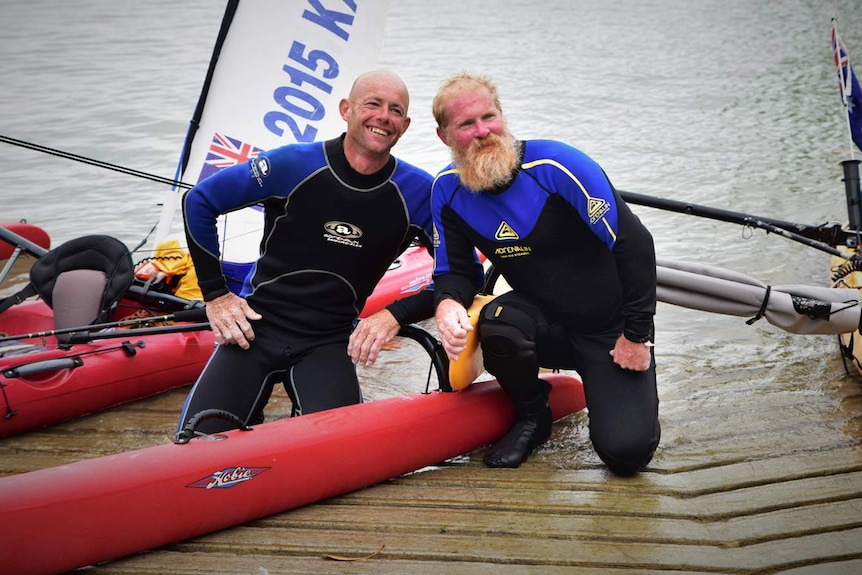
xmin=155 ymin=0 xmax=390 ymax=269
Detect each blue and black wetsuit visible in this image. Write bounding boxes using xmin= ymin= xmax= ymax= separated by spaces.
xmin=432 ymin=139 xmax=660 ymax=475
xmin=177 ymin=135 xmax=434 ymax=436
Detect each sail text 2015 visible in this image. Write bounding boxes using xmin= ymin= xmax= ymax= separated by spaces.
xmin=263 ymin=1 xmax=362 ymax=142
xmin=264 ymin=41 xmax=340 ymax=142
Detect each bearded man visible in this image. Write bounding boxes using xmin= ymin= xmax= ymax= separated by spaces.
xmin=429 ymin=73 xmax=660 ymax=476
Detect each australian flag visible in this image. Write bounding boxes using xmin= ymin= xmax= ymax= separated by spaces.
xmin=832 ymin=20 xmax=862 ymax=153
xmin=198 ymin=133 xmax=264 ymax=183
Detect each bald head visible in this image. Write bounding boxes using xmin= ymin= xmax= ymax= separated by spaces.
xmin=339 ymin=69 xmax=413 ymax=174
xmin=349 ymin=70 xmax=410 ymax=114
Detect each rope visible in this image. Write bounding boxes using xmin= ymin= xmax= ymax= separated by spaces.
xmin=832 ymin=255 xmax=862 ymax=282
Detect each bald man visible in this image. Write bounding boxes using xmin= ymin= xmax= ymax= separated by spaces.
xmin=177 ymin=70 xmax=442 ymax=438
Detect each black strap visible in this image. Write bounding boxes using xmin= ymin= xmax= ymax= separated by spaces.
xmin=0 ymin=283 xmax=38 ymax=315
xmin=746 ymin=285 xmax=772 ymax=325
xmin=397 ymin=323 xmax=449 ymax=392
xmin=175 ymin=408 xmax=252 ymax=444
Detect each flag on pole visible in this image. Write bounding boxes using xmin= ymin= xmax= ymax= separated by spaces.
xmin=832 ymin=19 xmax=862 ymax=154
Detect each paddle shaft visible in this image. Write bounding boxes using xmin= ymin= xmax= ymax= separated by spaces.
xmin=66 ymin=322 xmax=211 ymax=344
xmin=619 ymin=190 xmax=856 ymax=257
xmin=0 ymin=307 xmax=208 ymax=343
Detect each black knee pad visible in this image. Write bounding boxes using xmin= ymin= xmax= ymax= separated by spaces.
xmin=481 ymin=333 xmax=517 ymax=358
xmin=478 ymin=303 xmax=538 ymax=363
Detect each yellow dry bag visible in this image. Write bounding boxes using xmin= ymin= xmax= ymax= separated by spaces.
xmin=448 ymin=294 xmax=495 ymax=390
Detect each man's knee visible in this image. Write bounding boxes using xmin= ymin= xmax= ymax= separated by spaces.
xmin=478 ymin=303 xmax=538 ymax=372
xmin=591 ymin=419 xmax=661 ymax=477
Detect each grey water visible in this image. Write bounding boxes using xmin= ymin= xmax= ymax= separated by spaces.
xmin=1 ymin=0 xmax=861 ymax=442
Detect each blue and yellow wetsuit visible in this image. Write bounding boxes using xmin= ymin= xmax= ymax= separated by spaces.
xmin=432 ymin=139 xmax=660 ymax=476
xmin=177 ymin=135 xmax=434 ymax=435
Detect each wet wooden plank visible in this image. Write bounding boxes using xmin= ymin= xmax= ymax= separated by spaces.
xmin=335 ymin=469 xmax=862 ymax=521
xmin=136 ymin=524 xmax=862 ymax=573
xmin=262 ymin=494 xmax=862 ymax=543
xmin=92 ymin=551 xmax=719 ymax=575
xmin=778 ymin=560 xmax=862 ymax=575
xmin=394 ymin=446 xmax=862 ymax=494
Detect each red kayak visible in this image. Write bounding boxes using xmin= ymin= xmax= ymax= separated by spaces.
xmin=0 ymin=372 xmax=585 ymax=575
xmin=0 ymin=293 xmax=215 ymax=438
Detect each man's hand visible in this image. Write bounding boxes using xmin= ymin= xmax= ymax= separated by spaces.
xmin=348 ymin=309 xmax=400 ymax=366
xmin=205 ymin=292 xmax=262 ymax=350
xmin=609 ymin=334 xmax=653 ymax=371
xmin=435 ymin=298 xmax=472 ymax=360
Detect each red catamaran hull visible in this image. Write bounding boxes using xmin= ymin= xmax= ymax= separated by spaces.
xmin=0 ymin=373 xmax=585 ymax=575
xmin=0 ymin=222 xmax=49 ymax=260
xmin=360 ymin=244 xmax=433 ymax=317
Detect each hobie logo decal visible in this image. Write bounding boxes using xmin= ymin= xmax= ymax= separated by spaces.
xmin=324 ymin=221 xmax=363 ymax=248
xmin=187 ymin=466 xmax=270 ymax=489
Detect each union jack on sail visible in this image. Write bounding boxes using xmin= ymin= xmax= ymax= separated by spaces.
xmin=198 ymin=133 xmax=263 ymax=183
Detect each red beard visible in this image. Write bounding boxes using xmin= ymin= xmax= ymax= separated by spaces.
xmin=452 ymin=132 xmax=519 ymax=192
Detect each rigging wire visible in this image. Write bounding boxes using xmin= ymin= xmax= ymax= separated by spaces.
xmin=0 ymin=134 xmax=194 ymax=190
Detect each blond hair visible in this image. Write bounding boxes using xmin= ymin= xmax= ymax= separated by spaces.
xmin=432 ymin=72 xmax=503 ymax=128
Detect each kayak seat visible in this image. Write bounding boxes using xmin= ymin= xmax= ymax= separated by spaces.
xmin=51 ymin=269 xmax=109 ymax=333
xmin=0 ymin=235 xmax=134 ymax=342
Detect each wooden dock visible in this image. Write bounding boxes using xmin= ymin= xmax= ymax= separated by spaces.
xmin=1 ymin=335 xmax=862 ymax=574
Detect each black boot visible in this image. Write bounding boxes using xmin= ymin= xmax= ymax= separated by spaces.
xmin=484 ymin=380 xmax=552 ymax=468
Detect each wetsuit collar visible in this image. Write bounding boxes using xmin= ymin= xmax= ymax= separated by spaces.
xmin=327 ymin=134 xmax=397 ymax=189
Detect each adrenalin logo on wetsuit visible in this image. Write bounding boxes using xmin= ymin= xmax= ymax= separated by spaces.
xmin=494 ymin=221 xmax=519 ymax=240
xmin=588 ymin=197 xmax=610 ymax=225
xmin=250 ymin=156 xmax=271 ymax=187
xmin=324 ymin=221 xmax=364 ymax=248
xmin=186 ymin=466 xmax=270 ymax=489
xmin=493 ymin=221 xmax=532 ymax=258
